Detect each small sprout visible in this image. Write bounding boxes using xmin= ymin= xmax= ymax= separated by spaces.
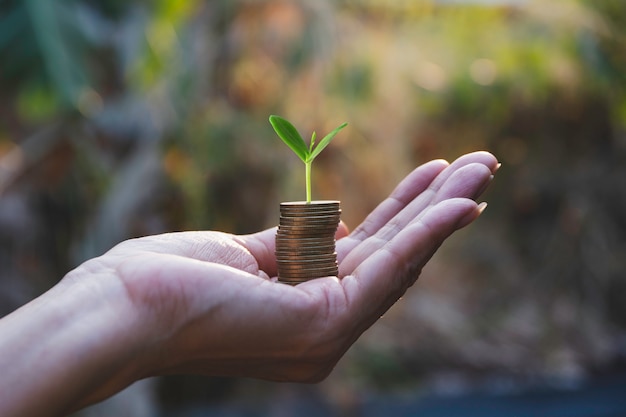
xmin=270 ymin=115 xmax=347 ymax=203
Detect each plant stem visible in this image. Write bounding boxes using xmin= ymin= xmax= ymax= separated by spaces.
xmin=305 ymin=160 xmax=312 ymax=203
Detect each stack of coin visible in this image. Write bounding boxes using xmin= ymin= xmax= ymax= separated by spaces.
xmin=275 ymin=200 xmax=341 ymax=285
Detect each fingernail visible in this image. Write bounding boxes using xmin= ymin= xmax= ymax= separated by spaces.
xmin=457 ymin=202 xmax=488 ymax=229
xmin=494 ymin=163 xmax=502 ymax=173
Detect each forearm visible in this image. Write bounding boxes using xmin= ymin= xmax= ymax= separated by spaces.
xmin=0 ymin=267 xmax=152 ymax=417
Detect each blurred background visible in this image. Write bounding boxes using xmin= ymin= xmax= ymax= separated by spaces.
xmin=1 ymin=0 xmax=626 ymax=415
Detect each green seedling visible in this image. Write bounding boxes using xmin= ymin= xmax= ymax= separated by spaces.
xmin=269 ymin=115 xmax=347 ymax=204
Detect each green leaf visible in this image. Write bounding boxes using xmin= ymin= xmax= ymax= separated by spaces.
xmin=307 ymin=122 xmax=347 ymax=163
xmin=269 ymin=115 xmax=308 ymax=162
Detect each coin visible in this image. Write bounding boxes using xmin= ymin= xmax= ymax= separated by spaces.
xmin=276 ymin=258 xmax=335 ymax=264
xmin=277 ymin=271 xmax=337 ymax=280
xmin=276 ymin=251 xmax=337 ymax=258
xmin=275 ymin=250 xmax=336 ymax=258
xmin=276 ymin=201 xmax=341 ymax=285
xmin=280 ymin=211 xmax=341 ymax=218
xmin=277 ymin=229 xmax=338 ymax=236
xmin=280 ymin=203 xmax=340 ymax=215
xmin=279 ymin=218 xmax=340 ymax=223
xmin=275 ymin=237 xmax=336 ymax=245
xmin=280 ymin=201 xmax=339 ymax=209
xmin=278 ymin=268 xmax=338 ymax=277
xmin=278 ymin=223 xmax=339 ymax=230
xmin=277 ymin=265 xmax=338 ymax=272
xmin=277 ymin=255 xmax=337 ymax=263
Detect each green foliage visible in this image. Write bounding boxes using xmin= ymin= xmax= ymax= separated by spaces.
xmin=0 ymin=0 xmax=88 ymax=114
xmin=269 ymin=115 xmax=347 ymax=203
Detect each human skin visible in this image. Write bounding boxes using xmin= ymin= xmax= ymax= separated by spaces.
xmin=0 ymin=151 xmax=498 ymax=417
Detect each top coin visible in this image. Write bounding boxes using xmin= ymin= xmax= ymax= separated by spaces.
xmin=280 ymin=201 xmax=340 ymax=207
xmin=281 ymin=208 xmax=340 ymax=213
xmin=280 ymin=201 xmax=340 ymax=213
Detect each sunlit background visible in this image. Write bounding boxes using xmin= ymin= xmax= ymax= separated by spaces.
xmin=1 ymin=0 xmax=625 ymax=415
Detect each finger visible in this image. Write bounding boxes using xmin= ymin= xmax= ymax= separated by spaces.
xmin=337 ymin=162 xmax=494 ymax=276
xmin=235 ymin=227 xmax=278 ymax=277
xmin=341 ymin=198 xmax=484 ymax=328
xmin=345 ymin=159 xmax=449 ymax=243
xmin=337 ymin=152 xmax=498 ymax=262
xmin=335 ymin=221 xmax=350 ymax=240
xmin=369 ymin=162 xmax=492 ymax=244
xmin=351 ymin=151 xmax=497 ymax=241
xmin=427 ymin=151 xmax=499 ymax=193
xmin=337 ymin=164 xmax=490 ymax=277
xmin=431 ymin=163 xmax=494 ymax=203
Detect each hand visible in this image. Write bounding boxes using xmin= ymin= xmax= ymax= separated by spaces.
xmin=84 ymin=150 xmax=497 ymax=380
xmin=0 ymin=151 xmax=498 ymax=416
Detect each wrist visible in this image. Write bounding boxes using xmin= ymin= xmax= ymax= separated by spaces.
xmin=0 ymin=258 xmax=155 ymax=416
xmin=58 ymin=259 xmax=159 ymax=404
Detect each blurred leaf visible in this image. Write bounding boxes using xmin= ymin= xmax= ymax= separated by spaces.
xmin=0 ymin=3 xmax=25 ymax=51
xmin=17 ymin=83 xmax=59 ymax=122
xmin=24 ymin=0 xmax=88 ymax=108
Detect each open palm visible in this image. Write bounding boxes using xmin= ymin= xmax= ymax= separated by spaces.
xmin=70 ymin=151 xmax=497 ymax=406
